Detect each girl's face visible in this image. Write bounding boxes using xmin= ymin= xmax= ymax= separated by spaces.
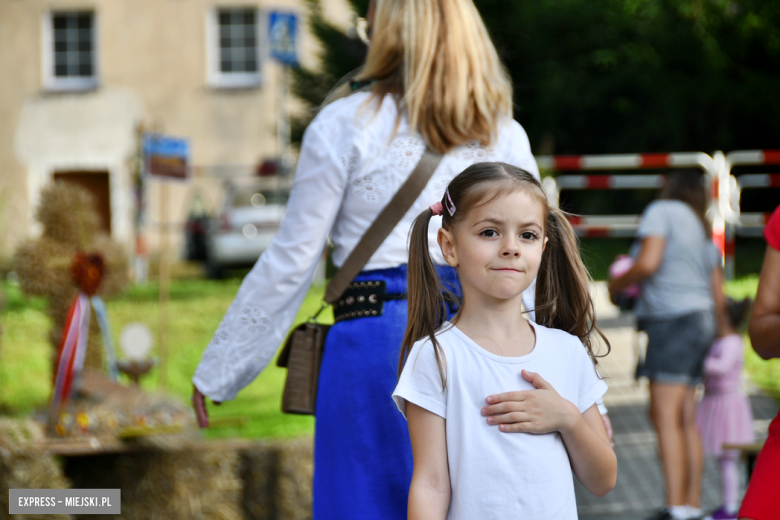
xmin=438 ymin=189 xmax=548 ymax=303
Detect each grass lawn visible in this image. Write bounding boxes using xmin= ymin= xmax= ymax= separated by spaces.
xmin=0 ymin=274 xmax=331 ymax=440
xmin=0 ymin=269 xmax=775 ymax=441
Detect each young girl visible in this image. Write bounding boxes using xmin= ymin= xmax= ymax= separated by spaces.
xmin=698 ymin=298 xmax=754 ymax=520
xmin=393 ymin=162 xmax=617 ymax=519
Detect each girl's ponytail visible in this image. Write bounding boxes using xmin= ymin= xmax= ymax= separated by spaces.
xmin=536 ymin=207 xmax=610 ymax=361
xmin=399 ymin=208 xmax=449 ymax=387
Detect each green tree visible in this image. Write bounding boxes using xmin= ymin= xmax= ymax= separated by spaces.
xmin=484 ymin=0 xmax=780 ymax=153
xmin=290 ymin=0 xmax=368 ymax=144
xmin=292 ymin=0 xmax=780 ymax=154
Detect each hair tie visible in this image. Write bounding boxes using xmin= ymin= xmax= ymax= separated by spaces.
xmin=444 ymin=188 xmax=456 ymax=217
xmin=429 ymin=201 xmax=444 ymax=216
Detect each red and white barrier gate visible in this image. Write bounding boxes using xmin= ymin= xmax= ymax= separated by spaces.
xmin=539 ymin=152 xmax=719 ymax=241
xmin=718 ymin=150 xmax=780 ymax=279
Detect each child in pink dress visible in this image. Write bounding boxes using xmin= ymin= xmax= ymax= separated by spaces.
xmin=698 ymin=298 xmax=754 ymax=520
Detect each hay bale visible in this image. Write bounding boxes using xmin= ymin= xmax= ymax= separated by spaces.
xmin=241 ymin=437 xmax=313 ymax=520
xmin=0 ymin=410 xmax=313 ymax=520
xmin=0 ymin=418 xmax=72 ymax=520
xmin=275 ymin=437 xmax=313 ymax=520
xmin=120 ymin=448 xmax=243 ymax=520
xmin=65 ymin=446 xmax=243 ymax=520
xmin=240 ymin=443 xmax=279 ymax=519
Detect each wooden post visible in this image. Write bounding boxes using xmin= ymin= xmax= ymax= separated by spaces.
xmin=158 ymin=181 xmax=170 ymax=391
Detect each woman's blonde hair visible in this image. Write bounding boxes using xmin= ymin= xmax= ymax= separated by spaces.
xmin=353 ymin=0 xmax=513 ymax=153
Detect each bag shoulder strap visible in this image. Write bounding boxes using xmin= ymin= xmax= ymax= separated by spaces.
xmin=324 ymin=148 xmax=443 ymax=304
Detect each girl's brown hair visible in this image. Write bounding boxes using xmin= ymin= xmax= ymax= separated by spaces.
xmin=660 ymin=170 xmax=710 ymax=233
xmin=726 ymin=297 xmax=752 ymax=330
xmin=400 ymin=162 xmax=610 ymax=387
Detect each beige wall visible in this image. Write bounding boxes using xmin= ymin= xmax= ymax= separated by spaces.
xmin=0 ymin=0 xmax=354 ymax=264
xmin=0 ymin=1 xmax=40 ymax=264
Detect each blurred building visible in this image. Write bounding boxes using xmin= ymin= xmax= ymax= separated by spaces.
xmin=0 ymin=0 xmax=352 ymax=264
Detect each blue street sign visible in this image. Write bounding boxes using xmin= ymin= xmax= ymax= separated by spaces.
xmin=142 ymin=133 xmax=190 ymax=180
xmin=269 ymin=11 xmax=298 ymax=66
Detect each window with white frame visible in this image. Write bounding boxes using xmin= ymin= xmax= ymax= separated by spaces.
xmin=43 ymin=11 xmax=98 ymax=91
xmin=207 ymin=7 xmax=263 ymax=88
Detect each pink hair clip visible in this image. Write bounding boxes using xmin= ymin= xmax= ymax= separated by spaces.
xmin=444 ymin=188 xmax=456 ymax=217
xmin=430 ymin=201 xmax=444 ymax=216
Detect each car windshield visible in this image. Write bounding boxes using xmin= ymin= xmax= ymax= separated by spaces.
xmin=230 ymin=189 xmax=288 ymax=208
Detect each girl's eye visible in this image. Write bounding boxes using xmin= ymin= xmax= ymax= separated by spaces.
xmin=520 ymin=232 xmax=538 ymax=240
xmin=480 ymin=228 xmax=499 ymax=238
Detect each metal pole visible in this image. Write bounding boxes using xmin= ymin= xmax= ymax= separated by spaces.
xmin=135 ymin=126 xmax=149 ymax=284
xmin=278 ymin=65 xmax=291 ymax=159
xmin=157 ymin=181 xmax=170 ymax=391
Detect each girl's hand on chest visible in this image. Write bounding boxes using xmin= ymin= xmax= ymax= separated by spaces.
xmin=480 ymin=369 xmax=580 ymax=434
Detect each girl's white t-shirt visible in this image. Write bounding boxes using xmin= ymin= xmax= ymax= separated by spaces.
xmin=392 ymin=320 xmax=607 ymax=520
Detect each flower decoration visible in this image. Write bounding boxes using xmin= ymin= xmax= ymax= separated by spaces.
xmin=70 ymin=252 xmax=105 ymax=296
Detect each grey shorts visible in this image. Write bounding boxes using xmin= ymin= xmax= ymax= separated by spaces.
xmin=637 ymin=310 xmax=716 ymax=386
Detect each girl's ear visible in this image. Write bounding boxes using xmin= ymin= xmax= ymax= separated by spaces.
xmin=438 ymin=227 xmax=458 ymax=267
xmin=543 ymin=236 xmax=548 ymax=252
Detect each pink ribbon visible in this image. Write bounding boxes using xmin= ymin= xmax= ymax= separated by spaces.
xmin=51 ymin=293 xmax=90 ymax=411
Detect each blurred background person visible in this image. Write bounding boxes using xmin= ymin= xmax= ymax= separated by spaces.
xmin=191 ymin=0 xmax=539 ymax=518
xmin=609 ymin=171 xmax=727 ymax=520
xmin=697 ymin=298 xmax=754 ymax=520
xmin=738 ymin=205 xmax=780 ymax=520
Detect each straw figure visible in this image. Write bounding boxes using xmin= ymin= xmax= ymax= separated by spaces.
xmin=0 ymin=418 xmax=72 ymax=520
xmin=14 ymin=183 xmax=127 ymax=378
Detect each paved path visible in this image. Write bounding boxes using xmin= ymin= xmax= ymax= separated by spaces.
xmin=576 ymin=284 xmax=778 ymax=520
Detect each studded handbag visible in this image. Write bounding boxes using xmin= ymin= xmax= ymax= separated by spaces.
xmin=276 ymin=148 xmax=443 ymax=415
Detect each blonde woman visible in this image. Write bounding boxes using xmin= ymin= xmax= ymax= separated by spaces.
xmin=192 ymin=0 xmax=538 ymax=517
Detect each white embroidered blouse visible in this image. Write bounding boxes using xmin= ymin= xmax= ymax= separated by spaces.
xmin=193 ymin=91 xmax=540 ymax=402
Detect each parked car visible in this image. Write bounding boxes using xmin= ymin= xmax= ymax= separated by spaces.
xmin=203 ymin=179 xmax=290 ymax=278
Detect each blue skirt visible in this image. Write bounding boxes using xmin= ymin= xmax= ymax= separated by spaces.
xmin=313 ymin=264 xmax=460 ymax=520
